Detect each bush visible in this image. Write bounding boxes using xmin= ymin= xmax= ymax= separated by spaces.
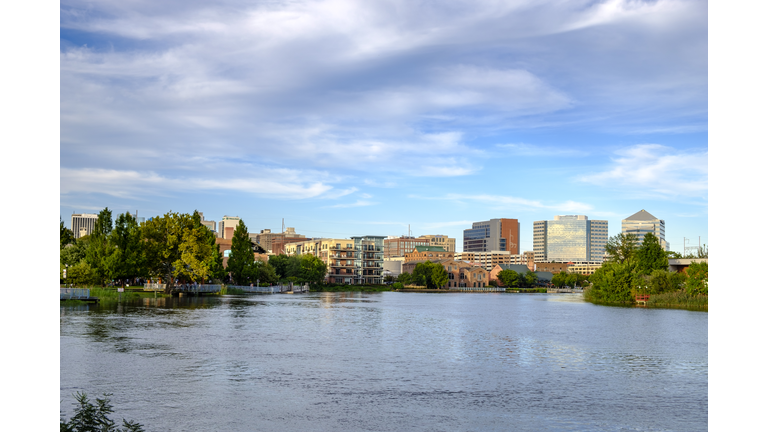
xmin=60 ymin=392 xmax=144 ymax=432
xmin=392 ymin=282 xmax=403 ymax=289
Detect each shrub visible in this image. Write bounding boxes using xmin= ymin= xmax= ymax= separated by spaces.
xmin=60 ymin=392 xmax=144 ymax=432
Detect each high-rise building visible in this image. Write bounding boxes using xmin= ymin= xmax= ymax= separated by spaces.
xmin=71 ymin=213 xmax=98 ymax=239
xmin=218 ymin=216 xmax=241 ymax=239
xmin=196 ymin=212 xmax=217 ymax=234
xmin=533 ymin=215 xmax=608 ymax=263
xmin=463 ymin=218 xmax=520 ymax=254
xmin=622 ymin=210 xmax=667 ymax=250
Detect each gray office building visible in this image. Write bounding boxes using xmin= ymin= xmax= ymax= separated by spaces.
xmin=534 ymin=215 xmax=608 ymax=263
xmin=622 ymin=209 xmax=667 ymax=250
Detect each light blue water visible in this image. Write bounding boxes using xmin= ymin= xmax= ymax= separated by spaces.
xmin=60 ymin=292 xmax=707 ymax=431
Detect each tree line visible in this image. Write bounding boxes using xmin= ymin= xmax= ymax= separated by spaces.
xmin=585 ymin=232 xmax=708 ymax=304
xmin=61 ymin=208 xmax=328 ymax=292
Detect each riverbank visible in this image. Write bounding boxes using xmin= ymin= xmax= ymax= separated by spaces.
xmin=583 ymin=288 xmax=707 ymax=311
xmin=63 ymin=286 xmax=172 ymax=301
xmin=312 ymin=285 xmax=392 ymax=292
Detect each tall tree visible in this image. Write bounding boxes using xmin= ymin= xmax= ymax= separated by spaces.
xmin=174 ymin=220 xmax=213 ymax=285
xmin=85 ymin=208 xmax=117 ymax=286
xmin=61 ymin=218 xmax=75 ymax=249
xmin=107 ymin=212 xmax=145 ymax=287
xmin=604 ymin=233 xmax=639 ymax=264
xmin=141 ymin=212 xmax=198 ymax=292
xmin=227 ymin=220 xmax=255 ymax=285
xmin=430 ymin=264 xmax=449 ymax=289
xmin=636 ymin=233 xmax=669 ymax=275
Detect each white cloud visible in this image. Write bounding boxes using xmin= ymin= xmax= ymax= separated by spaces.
xmin=324 ymin=200 xmax=377 ymax=208
xmin=578 ymin=144 xmax=707 ymax=197
xmin=413 ymin=193 xmax=594 ymax=213
xmin=60 ymin=168 xmax=336 ymax=199
xmin=496 ymin=143 xmax=588 ymax=157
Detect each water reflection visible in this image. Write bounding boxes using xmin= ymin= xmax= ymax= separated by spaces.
xmin=61 ymin=292 xmax=707 ymax=432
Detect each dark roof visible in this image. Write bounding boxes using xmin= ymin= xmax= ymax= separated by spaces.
xmin=534 ymin=271 xmax=554 ymax=281
xmin=624 ymin=209 xmax=660 ymax=221
xmin=413 ymin=246 xmax=447 ymax=252
xmin=497 ymin=264 xmax=531 ymax=274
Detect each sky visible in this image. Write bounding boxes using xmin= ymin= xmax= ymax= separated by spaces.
xmin=59 ymin=0 xmax=708 ymax=253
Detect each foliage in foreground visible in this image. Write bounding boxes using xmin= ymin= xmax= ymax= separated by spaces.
xmin=61 ymin=392 xmax=144 ymax=432
xmin=646 ymin=290 xmax=708 ymax=309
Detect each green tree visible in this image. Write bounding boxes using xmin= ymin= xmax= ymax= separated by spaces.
xmin=85 ymin=208 xmax=117 ymax=286
xmin=60 ymin=392 xmax=144 ymax=432
xmin=636 ymin=233 xmax=669 ymax=275
xmin=299 ymin=254 xmax=328 ymax=285
xmin=685 ymin=261 xmax=708 ymax=296
xmin=269 ymin=254 xmax=291 ymax=279
xmin=141 ymin=211 xmax=199 ymax=292
xmin=61 ymin=235 xmax=89 ymax=267
xmin=64 ymin=261 xmax=99 ymax=287
xmin=430 ymin=263 xmax=449 ymax=289
xmin=253 ymin=260 xmax=278 ymax=285
xmin=586 ymin=260 xmax=637 ymax=303
xmin=107 ymin=212 xmax=145 ymax=287
xmin=524 ymin=271 xmax=538 ymax=287
xmin=61 ymin=218 xmax=75 ymax=249
xmin=411 ymin=262 xmax=434 ymax=287
xmin=227 ymin=220 xmax=255 ymax=285
xmin=497 ymin=269 xmax=519 ymax=287
xmin=173 ymin=216 xmax=213 ymax=285
xmin=666 ymin=250 xmax=683 ymax=259
xmin=604 ymin=233 xmax=639 ymax=264
xmin=396 ymin=272 xmax=412 ymax=285
xmin=207 ymin=234 xmax=226 ymax=282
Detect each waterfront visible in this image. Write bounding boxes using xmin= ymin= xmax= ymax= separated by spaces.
xmin=60 ymin=292 xmax=707 ymax=431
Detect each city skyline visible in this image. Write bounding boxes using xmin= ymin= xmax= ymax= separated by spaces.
xmin=60 ymin=0 xmax=708 ymax=254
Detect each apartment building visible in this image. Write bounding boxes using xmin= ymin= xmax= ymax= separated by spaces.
xmin=285 ymin=236 xmax=385 ymax=284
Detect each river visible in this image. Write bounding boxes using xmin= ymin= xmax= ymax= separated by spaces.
xmin=60 ymin=292 xmax=707 ymax=431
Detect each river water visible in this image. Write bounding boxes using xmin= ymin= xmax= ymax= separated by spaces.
xmin=60 ymin=292 xmax=707 ymax=431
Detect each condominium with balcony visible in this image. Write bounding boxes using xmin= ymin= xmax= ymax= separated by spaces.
xmin=285 ymin=236 xmax=385 ymax=284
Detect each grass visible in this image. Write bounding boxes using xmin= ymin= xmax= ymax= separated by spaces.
xmin=68 ymin=286 xmax=170 ymax=300
xmin=219 ymin=286 xmax=245 ymax=295
xmin=506 ymin=287 xmax=547 ymax=293
xmin=60 ymin=299 xmax=87 ymax=306
xmin=647 ymin=290 xmax=708 ymax=310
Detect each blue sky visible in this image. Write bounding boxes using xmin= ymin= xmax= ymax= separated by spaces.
xmin=59 ymin=0 xmax=708 ymax=253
